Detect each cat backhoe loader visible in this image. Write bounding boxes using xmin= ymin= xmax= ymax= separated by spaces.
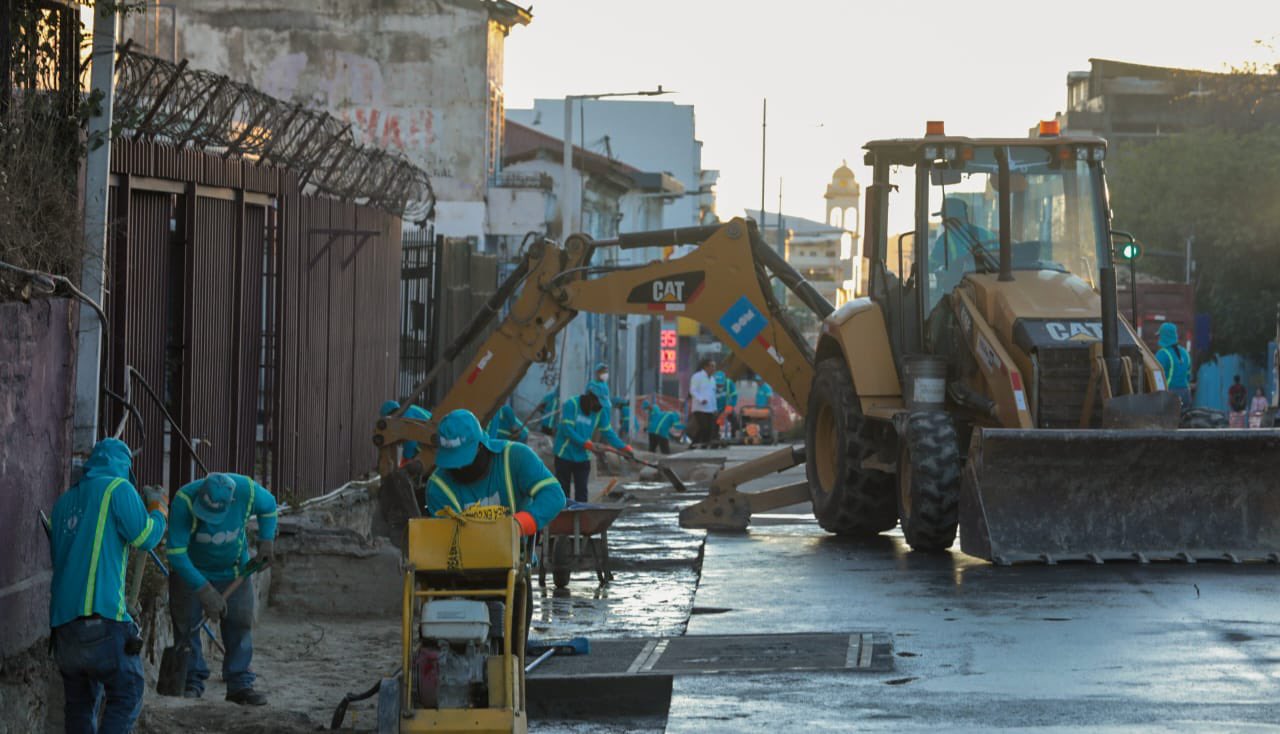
xmin=375 ymin=123 xmax=1280 ymax=567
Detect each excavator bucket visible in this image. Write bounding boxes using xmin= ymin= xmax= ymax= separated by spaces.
xmin=961 ymin=428 xmax=1280 ymax=564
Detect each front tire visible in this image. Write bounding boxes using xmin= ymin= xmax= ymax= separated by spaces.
xmin=896 ymin=411 xmax=961 ymax=552
xmin=805 ymin=358 xmax=897 ymax=536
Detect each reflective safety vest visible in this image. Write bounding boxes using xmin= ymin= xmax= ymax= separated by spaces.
xmin=429 ymin=443 xmax=522 ymax=514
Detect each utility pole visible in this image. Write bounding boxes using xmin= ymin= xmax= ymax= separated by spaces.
xmin=558 ymin=87 xmax=670 ymax=405
xmin=759 ymin=98 xmax=767 ymax=230
xmin=73 ymin=3 xmax=118 ymax=456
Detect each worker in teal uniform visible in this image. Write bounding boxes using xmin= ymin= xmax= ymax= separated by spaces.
xmin=166 ymin=473 xmax=277 ymax=705
xmin=755 ymin=380 xmax=774 ymax=408
xmin=49 ymin=438 xmax=168 ymax=734
xmin=425 ymin=409 xmax=566 ymax=534
xmin=380 ymin=400 xmax=432 ymax=461
xmin=487 ymin=402 xmax=529 ymax=443
xmin=537 ymin=388 xmax=558 ymax=435
xmin=932 ymin=197 xmax=997 ymax=271
xmin=553 ymin=388 xmax=632 ymax=502
xmin=617 ymin=399 xmax=634 ymax=441
xmin=1155 ymin=322 xmax=1193 ymax=409
xmin=713 ymin=371 xmax=739 ymax=440
xmin=642 ymin=399 xmax=685 ymax=455
xmin=587 ymin=362 xmax=612 ymax=412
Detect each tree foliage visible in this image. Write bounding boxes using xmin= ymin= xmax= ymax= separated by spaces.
xmin=1108 ymin=127 xmax=1280 ymax=357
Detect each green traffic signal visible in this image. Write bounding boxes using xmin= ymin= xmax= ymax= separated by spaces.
xmin=1118 ymin=241 xmax=1141 ymax=261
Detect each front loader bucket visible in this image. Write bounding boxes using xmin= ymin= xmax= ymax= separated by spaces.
xmin=961 ymin=428 xmax=1280 ymax=564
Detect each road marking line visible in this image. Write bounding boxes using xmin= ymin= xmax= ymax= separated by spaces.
xmin=640 ymin=639 xmax=670 ymax=673
xmin=845 ymin=634 xmax=861 ymax=668
xmin=627 ymin=640 xmax=658 ymax=674
xmin=857 ymin=633 xmax=874 ymax=668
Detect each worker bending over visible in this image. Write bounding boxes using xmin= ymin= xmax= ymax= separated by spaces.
xmin=166 ymin=473 xmax=277 ymax=705
xmin=643 ymin=400 xmax=685 ymax=455
xmin=487 ymin=403 xmax=529 ymax=443
xmin=49 ymin=438 xmax=168 ymax=734
xmin=554 ymin=388 xmax=632 ymax=502
xmin=426 ymin=409 xmax=566 ymax=535
xmin=380 ymin=400 xmax=432 ymax=463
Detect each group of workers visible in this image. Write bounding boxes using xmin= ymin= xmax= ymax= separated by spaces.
xmin=49 ymin=438 xmax=279 ymax=732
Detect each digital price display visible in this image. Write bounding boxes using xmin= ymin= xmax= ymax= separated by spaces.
xmin=659 ymin=328 xmax=678 ymax=375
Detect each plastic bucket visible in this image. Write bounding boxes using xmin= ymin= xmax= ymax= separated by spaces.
xmin=903 ymin=354 xmax=947 ymax=410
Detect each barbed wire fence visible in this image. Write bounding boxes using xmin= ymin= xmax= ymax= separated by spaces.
xmin=112 ymin=43 xmax=435 ymax=224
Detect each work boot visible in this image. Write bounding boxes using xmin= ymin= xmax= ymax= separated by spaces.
xmin=183 ymin=688 xmax=201 ymax=699
xmin=226 ymin=688 xmax=267 ymax=706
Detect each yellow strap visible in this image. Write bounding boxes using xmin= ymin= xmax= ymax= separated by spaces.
xmin=166 ymin=547 xmax=188 ymax=555
xmin=429 ymin=474 xmax=463 ymax=512
xmin=529 ymin=476 xmax=557 ymax=497
xmin=83 ymin=478 xmax=125 ymax=617
xmin=502 ymin=443 xmax=516 ymax=512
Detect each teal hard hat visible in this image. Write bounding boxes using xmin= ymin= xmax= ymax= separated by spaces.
xmin=435 ymin=409 xmax=498 ymax=469
xmin=193 ymin=473 xmax=236 ymax=525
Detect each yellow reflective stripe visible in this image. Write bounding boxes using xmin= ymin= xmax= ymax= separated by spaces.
xmin=175 ymin=492 xmax=196 ymax=533
xmin=83 ymin=478 xmax=125 ymax=617
xmin=129 ymin=517 xmax=155 ymax=548
xmin=502 ymin=444 xmax=516 ymax=511
xmin=529 ymin=477 xmax=557 ymax=497
xmin=236 ymin=480 xmax=254 ymax=576
xmin=117 ymin=545 xmax=129 ymax=620
xmin=260 ymin=511 xmax=278 ymax=519
xmin=166 ymin=547 xmax=188 ymax=555
xmin=429 ymin=474 xmax=463 ymax=512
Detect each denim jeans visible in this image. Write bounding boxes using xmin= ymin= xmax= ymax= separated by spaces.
xmin=53 ymin=617 xmax=144 ymax=734
xmin=169 ymin=574 xmax=257 ymax=695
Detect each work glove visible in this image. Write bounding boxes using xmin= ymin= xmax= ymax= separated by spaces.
xmin=142 ymin=485 xmax=169 ymax=518
xmin=621 ymin=445 xmax=634 ymax=454
xmin=514 ymin=511 xmax=537 ymax=537
xmin=583 ymin=440 xmax=597 ymax=453
xmin=196 ymin=583 xmax=227 ymax=620
xmin=256 ymin=539 xmax=275 ymax=566
xmin=725 ymin=405 xmax=734 ymax=415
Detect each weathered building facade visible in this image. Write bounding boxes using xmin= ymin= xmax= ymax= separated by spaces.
xmin=124 ymin=0 xmax=531 ymax=240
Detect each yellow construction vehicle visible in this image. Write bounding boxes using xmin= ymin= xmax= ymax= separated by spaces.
xmin=376 ymin=121 xmax=1280 ymax=577
xmin=374 ymin=513 xmax=529 ymax=733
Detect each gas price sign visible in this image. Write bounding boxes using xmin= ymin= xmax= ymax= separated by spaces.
xmin=659 ymin=327 xmax=678 ymax=375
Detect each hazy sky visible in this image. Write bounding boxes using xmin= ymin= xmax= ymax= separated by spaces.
xmin=505 ymin=1 xmax=1280 ymax=225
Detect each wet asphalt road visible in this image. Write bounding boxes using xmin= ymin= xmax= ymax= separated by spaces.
xmin=665 ymin=445 xmax=1280 ymax=733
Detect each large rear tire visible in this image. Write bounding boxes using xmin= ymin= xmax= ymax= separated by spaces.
xmin=896 ymin=411 xmax=961 ymax=552
xmin=805 ymin=357 xmax=897 ymax=536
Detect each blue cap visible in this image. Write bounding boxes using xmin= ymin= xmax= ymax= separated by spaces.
xmin=435 ymin=410 xmax=499 ymax=470
xmin=379 ymin=400 xmax=401 ymax=417
xmin=594 ymin=362 xmax=607 ymax=373
xmin=641 ymin=400 xmax=651 ymax=410
xmin=193 ymin=473 xmax=236 ymax=525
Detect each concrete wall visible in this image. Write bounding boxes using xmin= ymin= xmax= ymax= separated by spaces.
xmin=0 ymin=298 xmax=75 ymax=658
xmin=0 ymin=298 xmax=76 ymax=733
xmin=128 ymin=0 xmax=508 ymax=238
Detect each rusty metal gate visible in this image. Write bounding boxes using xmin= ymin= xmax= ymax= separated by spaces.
xmin=102 ymin=141 xmax=403 ymax=500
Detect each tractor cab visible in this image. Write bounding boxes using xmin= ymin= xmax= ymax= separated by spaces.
xmin=862 ymin=121 xmax=1114 ymax=374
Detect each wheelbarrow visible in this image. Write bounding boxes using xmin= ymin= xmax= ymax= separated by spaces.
xmin=538 ymin=503 xmax=624 ymax=589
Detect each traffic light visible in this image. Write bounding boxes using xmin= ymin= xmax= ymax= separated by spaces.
xmin=1118 ymin=241 xmax=1142 ymax=261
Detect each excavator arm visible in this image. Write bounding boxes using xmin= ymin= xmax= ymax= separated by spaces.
xmin=372 ymin=218 xmax=832 ymax=541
